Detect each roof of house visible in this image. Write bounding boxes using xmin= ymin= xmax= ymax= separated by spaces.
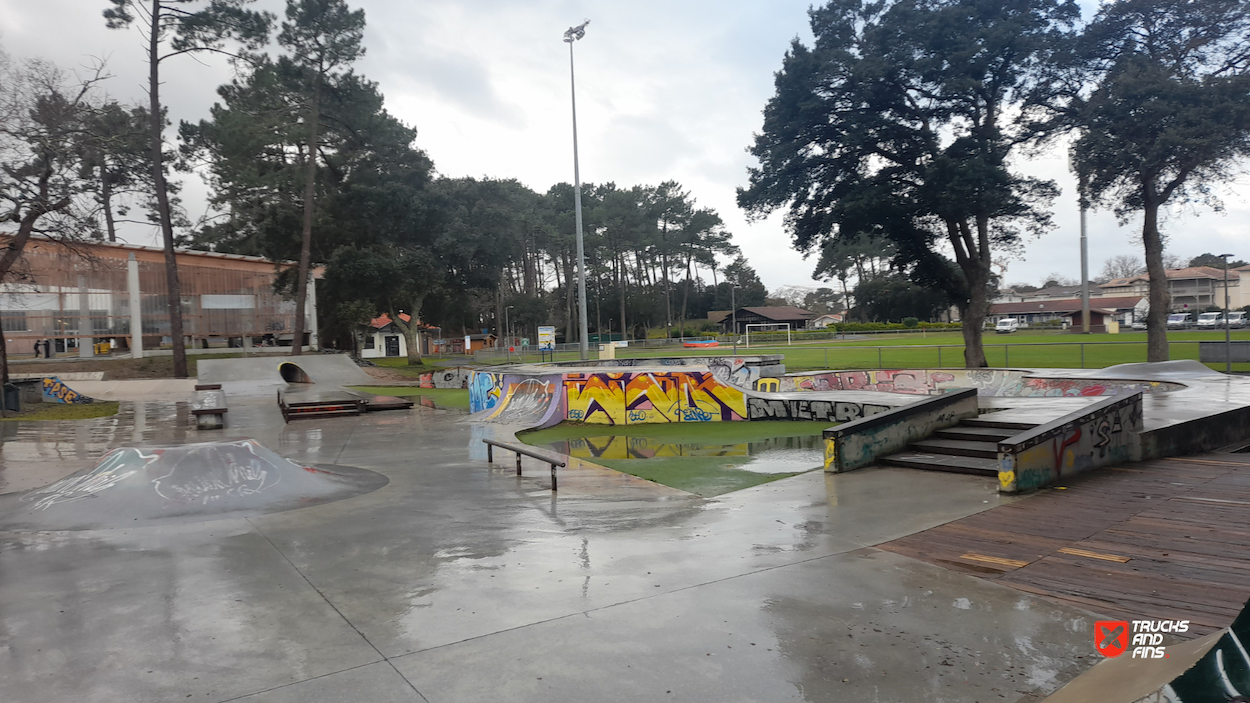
xmin=813 ymin=313 xmax=843 ymax=321
xmin=369 ymin=312 xmax=411 ymax=329
xmin=732 ymin=306 xmax=815 ymax=321
xmin=990 ymin=296 xmax=1144 ymax=314
xmin=1101 ymin=266 xmax=1240 ymax=288
xmin=1027 ymin=284 xmax=1087 ymax=298
xmin=706 ymin=310 xmax=732 ymax=324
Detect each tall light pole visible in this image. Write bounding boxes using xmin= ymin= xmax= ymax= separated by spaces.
xmin=505 ymin=304 xmax=515 ymax=349
xmin=1220 ymin=254 xmax=1233 ymax=374
xmin=731 ymin=284 xmax=738 ymax=353
xmin=564 ymin=20 xmax=591 ymax=361
xmin=1078 ymin=170 xmax=1090 ymax=334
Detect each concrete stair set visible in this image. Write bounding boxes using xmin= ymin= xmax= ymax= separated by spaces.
xmin=879 ymin=416 xmax=1038 ymax=476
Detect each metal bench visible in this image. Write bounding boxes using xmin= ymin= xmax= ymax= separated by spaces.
xmin=482 ymin=438 xmax=567 ymax=491
xmin=192 ymin=384 xmax=228 ymax=430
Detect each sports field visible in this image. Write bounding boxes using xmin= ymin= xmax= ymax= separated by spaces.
xmin=486 ymin=329 xmax=1250 ymax=373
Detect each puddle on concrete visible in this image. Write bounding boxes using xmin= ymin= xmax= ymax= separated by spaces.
xmin=544 ymin=435 xmax=823 ymax=474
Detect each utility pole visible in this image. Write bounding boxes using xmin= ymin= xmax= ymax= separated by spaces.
xmin=731 ymin=285 xmax=738 ymax=354
xmin=1221 ymin=254 xmax=1234 ymax=374
xmin=1079 ymin=171 xmax=1090 ymax=334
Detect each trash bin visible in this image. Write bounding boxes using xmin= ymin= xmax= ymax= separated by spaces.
xmin=3 ymin=383 xmax=19 ymax=413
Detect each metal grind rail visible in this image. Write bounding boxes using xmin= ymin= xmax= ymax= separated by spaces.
xmin=482 ymin=438 xmax=566 ymax=491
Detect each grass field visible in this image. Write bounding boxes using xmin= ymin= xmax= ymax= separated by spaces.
xmin=484 ymin=329 xmax=1250 ymax=373
xmin=347 ymin=386 xmax=470 ymax=410
xmin=519 ymin=421 xmax=830 ymax=496
xmin=1 ymin=401 xmax=120 ymax=421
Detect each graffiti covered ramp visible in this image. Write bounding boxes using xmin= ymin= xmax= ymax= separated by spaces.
xmin=0 ymin=439 xmax=388 ymax=530
xmin=468 ymin=364 xmax=921 ymax=428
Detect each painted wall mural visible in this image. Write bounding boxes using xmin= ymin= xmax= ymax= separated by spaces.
xmin=782 ymin=369 xmax=1179 ymax=398
xmin=419 ymin=366 xmax=473 ymax=389
xmin=565 ymin=371 xmax=747 ymax=425
xmin=41 ymin=376 xmax=94 ymax=404
xmin=469 ymin=371 xmax=506 ymax=413
xmin=746 ymin=397 xmax=892 ymax=422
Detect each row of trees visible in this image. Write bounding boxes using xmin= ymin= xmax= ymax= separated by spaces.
xmin=740 ymin=0 xmax=1250 ymax=366
xmin=1 ymin=0 xmax=760 ymax=372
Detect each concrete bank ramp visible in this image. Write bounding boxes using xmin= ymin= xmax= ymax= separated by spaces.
xmin=0 ymin=438 xmax=387 ymax=530
xmin=197 ymin=354 xmax=373 ymax=394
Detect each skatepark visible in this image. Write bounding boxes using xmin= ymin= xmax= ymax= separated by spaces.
xmin=0 ymin=352 xmax=1249 ymax=702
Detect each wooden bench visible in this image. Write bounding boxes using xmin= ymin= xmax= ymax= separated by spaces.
xmin=192 ymin=384 xmax=228 ymax=430
xmin=482 ymin=438 xmax=567 ymax=491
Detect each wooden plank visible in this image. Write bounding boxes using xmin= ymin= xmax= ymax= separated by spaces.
xmin=879 ymin=451 xmax=1250 ymax=637
xmin=1057 ymin=547 xmax=1131 ymax=563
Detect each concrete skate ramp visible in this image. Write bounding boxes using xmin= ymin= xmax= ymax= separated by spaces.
xmin=469 ymin=374 xmax=565 ymax=429
xmin=0 ymin=439 xmax=387 ymax=530
xmin=779 ymin=365 xmax=1186 ymax=397
xmin=197 ymin=354 xmax=373 ymax=394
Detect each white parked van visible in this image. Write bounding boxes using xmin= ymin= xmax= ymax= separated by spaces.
xmin=995 ymin=318 xmax=1020 ymax=334
xmin=1197 ymin=312 xmax=1223 ymax=328
xmin=1228 ymin=311 xmax=1248 ymax=328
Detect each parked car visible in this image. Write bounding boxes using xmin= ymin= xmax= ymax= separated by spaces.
xmin=1226 ymin=311 xmax=1247 ymax=328
xmin=1167 ymin=312 xmax=1193 ymax=329
xmin=995 ymin=318 xmax=1020 ymax=334
xmin=1197 ymin=312 xmax=1223 ymax=329
xmin=1131 ymin=319 xmax=1147 ymax=331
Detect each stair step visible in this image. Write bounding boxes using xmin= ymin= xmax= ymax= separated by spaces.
xmin=934 ymin=426 xmax=1018 ymax=442
xmin=961 ymin=416 xmax=1039 ymax=431
xmin=880 ymin=452 xmax=999 ymax=477
xmin=907 ymin=438 xmax=1000 ymax=459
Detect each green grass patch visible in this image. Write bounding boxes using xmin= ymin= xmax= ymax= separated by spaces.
xmin=347 ymin=386 xmax=470 ymax=410
xmin=2 ymin=401 xmax=120 ymax=421
xmin=488 ymin=330 xmax=1250 ymax=373
xmin=520 ymin=420 xmax=831 ymax=497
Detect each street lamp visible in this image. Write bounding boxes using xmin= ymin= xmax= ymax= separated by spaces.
xmin=505 ymin=305 xmax=515 ymax=349
xmin=1220 ymin=254 xmax=1234 ymax=374
xmin=731 ymin=284 xmax=738 ymax=353
xmin=564 ymin=19 xmax=591 ymax=361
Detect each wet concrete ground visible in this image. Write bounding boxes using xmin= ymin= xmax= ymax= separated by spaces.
xmin=0 ymin=399 xmax=1103 ymax=702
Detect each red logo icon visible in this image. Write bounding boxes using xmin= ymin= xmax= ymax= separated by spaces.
xmin=1095 ymin=620 xmax=1129 ymax=657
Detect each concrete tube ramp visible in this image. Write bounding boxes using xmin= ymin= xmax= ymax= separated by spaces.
xmin=197 ymin=354 xmax=374 ymax=393
xmin=0 ymin=438 xmax=387 ymax=530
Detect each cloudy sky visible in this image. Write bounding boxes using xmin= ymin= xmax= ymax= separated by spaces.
xmin=1 ymin=0 xmax=1247 ymax=291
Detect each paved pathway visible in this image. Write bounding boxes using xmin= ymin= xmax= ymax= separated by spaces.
xmin=0 ymin=399 xmax=1103 ymax=702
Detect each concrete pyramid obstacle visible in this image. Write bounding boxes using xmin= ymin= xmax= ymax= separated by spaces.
xmin=0 ymin=439 xmax=387 ymax=530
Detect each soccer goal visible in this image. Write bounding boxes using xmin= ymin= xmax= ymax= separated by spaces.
xmin=745 ymin=323 xmax=792 ymax=348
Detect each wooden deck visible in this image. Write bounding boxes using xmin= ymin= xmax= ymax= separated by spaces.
xmin=880 ymin=453 xmax=1250 ymax=637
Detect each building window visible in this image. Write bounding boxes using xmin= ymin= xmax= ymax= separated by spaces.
xmin=363 ymin=333 xmax=375 ymax=349
xmin=1 ymin=311 xmax=27 ymax=332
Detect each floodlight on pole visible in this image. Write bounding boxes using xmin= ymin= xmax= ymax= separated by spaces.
xmin=564 ymin=19 xmax=591 ymax=361
xmin=1220 ymin=254 xmax=1233 ymax=374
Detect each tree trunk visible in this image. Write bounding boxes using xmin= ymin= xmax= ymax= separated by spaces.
xmin=562 ymin=252 xmax=574 ymax=345
xmin=961 ymin=269 xmax=989 ymax=368
xmin=618 ymin=252 xmax=627 ymax=340
xmin=101 ymin=171 xmax=117 ymax=242
xmin=1142 ymin=197 xmax=1170 ymax=362
xmin=292 ymin=71 xmax=321 ymax=358
xmin=149 ymin=0 xmax=188 ymax=378
xmin=391 ymin=297 xmax=424 ymax=365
